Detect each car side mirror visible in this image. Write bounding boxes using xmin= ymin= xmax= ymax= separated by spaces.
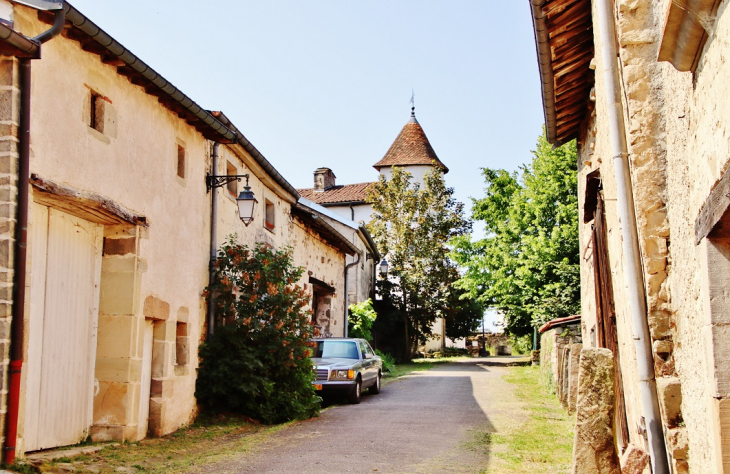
xmin=364 ymin=353 xmax=373 ymax=360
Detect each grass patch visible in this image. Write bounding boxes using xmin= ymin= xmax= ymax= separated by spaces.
xmin=472 ymin=366 xmax=574 ymax=474
xmin=27 ymin=414 xmax=287 ymax=474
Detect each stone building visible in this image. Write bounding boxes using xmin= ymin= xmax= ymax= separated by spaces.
xmin=531 ymin=0 xmax=730 ymax=472
xmin=0 ymin=0 xmax=375 ymax=460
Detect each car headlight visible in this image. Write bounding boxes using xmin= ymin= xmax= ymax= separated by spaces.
xmin=330 ymin=369 xmax=355 ymax=380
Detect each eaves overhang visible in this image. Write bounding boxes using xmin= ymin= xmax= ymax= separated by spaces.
xmin=293 ymin=203 xmax=361 ymax=256
xmin=530 ymin=0 xmax=594 ymax=146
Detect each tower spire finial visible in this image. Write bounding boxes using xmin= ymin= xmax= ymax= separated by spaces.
xmin=410 ymin=89 xmax=415 ymax=117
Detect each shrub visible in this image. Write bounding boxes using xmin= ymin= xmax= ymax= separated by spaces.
xmin=510 ymin=334 xmax=533 ymax=355
xmin=196 ymin=239 xmax=321 ymax=424
xmin=348 ymin=299 xmax=377 ymax=341
xmin=376 ymin=349 xmax=396 ymax=373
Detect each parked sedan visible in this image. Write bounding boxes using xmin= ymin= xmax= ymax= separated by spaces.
xmin=311 ymin=338 xmax=382 ymax=404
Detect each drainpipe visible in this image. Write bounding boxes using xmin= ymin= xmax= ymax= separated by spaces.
xmin=207 ymin=142 xmax=220 ymax=338
xmin=4 ymin=5 xmax=66 ymax=465
xmin=595 ymin=0 xmax=669 ymax=472
xmin=343 ymin=253 xmax=361 ymax=337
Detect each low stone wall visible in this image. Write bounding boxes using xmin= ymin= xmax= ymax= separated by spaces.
xmin=539 ymin=323 xmax=582 ymax=412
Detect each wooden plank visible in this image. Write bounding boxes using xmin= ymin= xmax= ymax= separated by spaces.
xmin=24 ymin=203 xmax=50 ymax=451
xmin=696 ymin=168 xmax=730 ymax=243
xmin=27 ymin=209 xmax=102 ymax=450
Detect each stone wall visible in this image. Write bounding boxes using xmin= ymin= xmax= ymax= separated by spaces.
xmin=539 ymin=324 xmax=582 ymax=412
xmin=0 ymin=55 xmax=18 ymax=448
xmin=574 ymin=0 xmax=730 ymax=471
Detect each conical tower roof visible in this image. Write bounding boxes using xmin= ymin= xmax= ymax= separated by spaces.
xmin=373 ymin=112 xmax=449 ymax=173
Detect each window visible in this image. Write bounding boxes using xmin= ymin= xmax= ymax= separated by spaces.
xmin=176 ymin=145 xmax=186 ymax=179
xmin=226 ymin=161 xmax=237 ymax=195
xmin=265 ymin=199 xmax=275 ymax=230
xmin=175 ymin=322 xmax=188 ymax=368
xmin=89 ymin=91 xmax=104 ymax=132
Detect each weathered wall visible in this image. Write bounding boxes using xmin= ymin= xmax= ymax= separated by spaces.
xmin=10 ymin=4 xmax=212 ymax=449
xmin=0 ymin=54 xmax=18 ymax=448
xmin=289 ymin=218 xmax=346 ymax=336
xmin=657 ymin=0 xmax=730 ymax=470
xmin=576 ymin=0 xmax=730 ymax=471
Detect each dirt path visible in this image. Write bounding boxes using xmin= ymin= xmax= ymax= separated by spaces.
xmin=188 ymin=358 xmax=528 ymax=474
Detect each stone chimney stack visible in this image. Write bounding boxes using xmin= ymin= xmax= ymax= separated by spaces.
xmin=314 ymin=168 xmax=336 ymax=191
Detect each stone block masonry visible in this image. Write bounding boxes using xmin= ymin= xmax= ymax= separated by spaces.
xmin=0 ymin=55 xmax=19 ymax=448
xmin=572 ymin=348 xmax=620 ymax=474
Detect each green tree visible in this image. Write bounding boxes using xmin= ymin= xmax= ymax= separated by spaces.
xmin=367 ymin=167 xmax=471 ymax=359
xmin=450 ymin=131 xmax=579 ymax=336
xmin=196 ymin=238 xmax=320 ymax=424
xmin=347 ymin=299 xmax=377 ymax=341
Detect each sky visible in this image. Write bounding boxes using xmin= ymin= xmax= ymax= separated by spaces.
xmin=65 ymin=1 xmax=545 ymax=331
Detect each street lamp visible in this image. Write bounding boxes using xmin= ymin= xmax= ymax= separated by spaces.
xmin=378 ymin=258 xmax=389 ymax=276
xmin=206 ymin=173 xmax=258 ymax=226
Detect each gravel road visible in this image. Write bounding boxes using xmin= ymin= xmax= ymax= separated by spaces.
xmin=190 ymin=358 xmax=526 ymax=474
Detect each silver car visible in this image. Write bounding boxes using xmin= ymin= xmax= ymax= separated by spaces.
xmin=311 ymin=338 xmax=382 ymax=404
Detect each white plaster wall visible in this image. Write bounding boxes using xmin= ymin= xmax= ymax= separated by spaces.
xmin=16 ymin=6 xmax=212 ymax=439
xmin=327 ymin=203 xmax=373 ymax=225
xmin=378 ymin=165 xmax=438 ymax=187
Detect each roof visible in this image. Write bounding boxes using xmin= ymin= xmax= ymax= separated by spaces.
xmin=530 ymin=0 xmax=594 ymax=145
xmin=372 ymin=114 xmax=449 ymax=173
xmin=291 ymin=203 xmax=360 ymax=256
xmin=538 ymin=315 xmax=581 ymax=334
xmin=26 ymin=3 xmax=298 ymax=199
xmin=298 ymin=182 xmax=375 ymax=206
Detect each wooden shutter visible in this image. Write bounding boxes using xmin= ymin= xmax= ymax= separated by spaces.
xmin=592 ymin=192 xmax=630 ymax=450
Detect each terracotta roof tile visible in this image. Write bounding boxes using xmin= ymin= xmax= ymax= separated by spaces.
xmin=298 ymin=182 xmax=375 ymax=205
xmin=373 ymin=116 xmax=449 ymax=173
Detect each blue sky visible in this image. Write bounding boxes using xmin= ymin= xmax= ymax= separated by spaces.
xmin=67 ymin=1 xmax=545 ymax=222
xmin=66 ymin=1 xmax=544 ymax=331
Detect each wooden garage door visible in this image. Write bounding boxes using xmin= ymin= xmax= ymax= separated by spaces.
xmin=25 ymin=204 xmax=103 ymax=451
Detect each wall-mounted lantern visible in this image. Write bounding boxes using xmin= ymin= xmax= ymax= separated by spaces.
xmin=206 ymin=173 xmax=258 ymax=226
xmin=379 ymin=258 xmax=389 ymax=276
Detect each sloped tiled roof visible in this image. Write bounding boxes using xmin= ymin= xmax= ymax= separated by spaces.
xmin=298 ymin=182 xmax=375 ymax=206
xmin=372 ymin=115 xmax=449 ymax=173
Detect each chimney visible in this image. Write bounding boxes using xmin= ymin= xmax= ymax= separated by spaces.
xmin=314 ymin=167 xmax=336 ymax=191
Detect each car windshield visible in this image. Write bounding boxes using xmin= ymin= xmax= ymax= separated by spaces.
xmin=313 ymin=341 xmax=359 ymax=359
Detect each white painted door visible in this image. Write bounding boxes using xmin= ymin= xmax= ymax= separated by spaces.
xmin=137 ymin=320 xmax=153 ymax=440
xmin=25 ymin=205 xmax=103 ymax=451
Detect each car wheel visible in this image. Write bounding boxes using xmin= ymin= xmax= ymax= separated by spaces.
xmin=348 ymin=377 xmax=362 ymax=404
xmin=369 ymin=371 xmax=381 ymax=395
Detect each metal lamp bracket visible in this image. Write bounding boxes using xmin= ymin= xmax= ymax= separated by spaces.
xmin=206 ymin=173 xmax=250 ymax=193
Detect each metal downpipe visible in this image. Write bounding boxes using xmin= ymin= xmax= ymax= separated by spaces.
xmin=4 ymin=5 xmax=65 ymax=464
xmin=207 ymin=142 xmax=220 ymax=338
xmin=595 ymin=0 xmax=669 ymax=471
xmin=343 ymin=254 xmax=361 ymax=338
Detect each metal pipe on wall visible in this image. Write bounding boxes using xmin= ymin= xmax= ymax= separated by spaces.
xmin=343 ymin=254 xmax=361 ymax=338
xmin=4 ymin=5 xmax=66 ymax=464
xmin=207 ymin=142 xmax=220 ymax=338
xmin=595 ymin=0 xmax=669 ymax=471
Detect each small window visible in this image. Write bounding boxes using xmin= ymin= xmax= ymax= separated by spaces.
xmin=176 ymin=145 xmax=186 ymax=179
xmin=90 ymin=92 xmax=104 ymax=132
xmin=265 ymin=199 xmax=275 ymax=230
xmin=226 ymin=161 xmax=237 ymax=195
xmin=175 ymin=322 xmax=188 ymax=367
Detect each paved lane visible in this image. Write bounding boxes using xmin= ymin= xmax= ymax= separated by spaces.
xmin=190 ymin=358 xmax=525 ymax=474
